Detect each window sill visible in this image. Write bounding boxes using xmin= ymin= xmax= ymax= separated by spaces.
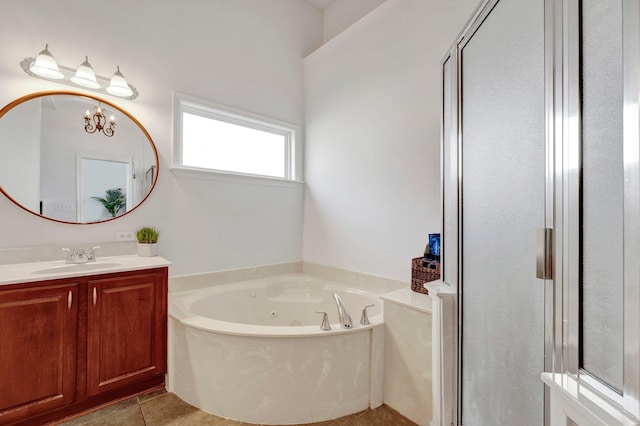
xmin=170 ymin=166 xmax=304 ymax=188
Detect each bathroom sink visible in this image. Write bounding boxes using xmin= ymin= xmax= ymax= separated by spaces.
xmin=31 ymin=262 xmax=125 ymax=274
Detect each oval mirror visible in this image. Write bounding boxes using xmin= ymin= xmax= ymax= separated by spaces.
xmin=0 ymin=91 xmax=158 ymax=224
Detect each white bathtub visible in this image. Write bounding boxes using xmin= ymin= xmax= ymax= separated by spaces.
xmin=168 ymin=273 xmax=385 ymax=425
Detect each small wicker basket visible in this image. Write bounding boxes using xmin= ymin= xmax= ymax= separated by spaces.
xmin=411 ymin=257 xmax=441 ymax=294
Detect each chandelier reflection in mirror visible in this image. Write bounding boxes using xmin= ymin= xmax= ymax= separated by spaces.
xmin=84 ymin=103 xmax=116 ymax=137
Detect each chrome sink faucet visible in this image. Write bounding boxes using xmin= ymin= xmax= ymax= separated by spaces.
xmin=332 ymin=292 xmax=353 ymax=329
xmin=62 ymin=247 xmax=100 ymax=264
xmin=75 ymin=248 xmax=88 ymax=263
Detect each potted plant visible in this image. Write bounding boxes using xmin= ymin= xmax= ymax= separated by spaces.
xmin=136 ymin=226 xmax=159 ymax=257
xmin=91 ymin=188 xmax=126 ymax=218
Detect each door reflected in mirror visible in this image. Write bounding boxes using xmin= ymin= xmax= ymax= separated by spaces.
xmin=0 ymin=91 xmax=158 ymax=224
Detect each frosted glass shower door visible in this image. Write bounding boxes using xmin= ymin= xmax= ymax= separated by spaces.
xmin=459 ymin=0 xmax=545 ymax=424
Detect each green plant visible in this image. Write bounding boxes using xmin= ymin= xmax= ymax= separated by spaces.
xmin=91 ymin=188 xmax=126 ymax=217
xmin=136 ymin=227 xmax=159 ymax=244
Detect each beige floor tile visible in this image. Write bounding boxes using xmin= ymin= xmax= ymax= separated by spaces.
xmin=303 ymin=420 xmax=343 ymax=425
xmin=82 ymin=405 xmax=145 ymax=426
xmin=140 ymin=392 xmax=226 ymax=425
xmin=355 ymin=405 xmax=418 ymax=425
xmin=57 ymin=397 xmax=139 ymax=426
xmin=59 ymin=391 xmax=417 ymax=426
xmin=137 ymin=387 xmax=168 ymax=403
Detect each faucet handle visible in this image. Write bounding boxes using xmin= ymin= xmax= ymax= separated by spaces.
xmin=315 ymin=311 xmax=331 ymax=331
xmin=87 ymin=246 xmax=101 ymax=262
xmin=360 ymin=304 xmax=375 ymax=325
xmin=62 ymin=248 xmax=74 ymax=263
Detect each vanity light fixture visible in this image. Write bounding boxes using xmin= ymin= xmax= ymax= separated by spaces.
xmin=21 ymin=45 xmax=139 ymax=100
xmin=84 ymin=103 xmax=116 ymax=137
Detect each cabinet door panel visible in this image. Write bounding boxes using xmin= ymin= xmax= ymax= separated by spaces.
xmin=0 ymin=283 xmax=78 ymax=423
xmin=87 ymin=271 xmax=166 ymax=396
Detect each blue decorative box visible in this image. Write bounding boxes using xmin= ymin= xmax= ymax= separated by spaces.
xmin=429 ymin=233 xmax=440 ymax=257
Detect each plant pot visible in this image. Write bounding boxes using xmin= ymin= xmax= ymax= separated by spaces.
xmin=137 ymin=243 xmax=158 ymax=257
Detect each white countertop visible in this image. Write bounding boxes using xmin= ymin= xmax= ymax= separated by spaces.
xmin=380 ymin=287 xmax=432 ymax=314
xmin=0 ymin=255 xmax=171 ymax=286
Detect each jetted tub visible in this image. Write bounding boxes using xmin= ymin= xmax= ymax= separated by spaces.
xmin=168 ymin=273 xmax=385 ymax=425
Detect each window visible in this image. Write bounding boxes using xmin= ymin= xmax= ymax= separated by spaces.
xmin=173 ymin=93 xmax=300 ymax=182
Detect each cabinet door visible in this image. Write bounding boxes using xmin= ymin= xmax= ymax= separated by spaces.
xmin=0 ymin=283 xmax=78 ymax=423
xmin=86 ymin=271 xmax=167 ymax=396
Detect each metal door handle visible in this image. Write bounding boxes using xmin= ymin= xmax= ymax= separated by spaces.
xmin=68 ymin=290 xmax=72 ymax=310
xmin=536 ymin=228 xmax=553 ymax=279
xmin=93 ymin=287 xmax=97 ymax=306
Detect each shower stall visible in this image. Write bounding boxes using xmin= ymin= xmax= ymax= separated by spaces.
xmin=438 ymin=0 xmax=639 ymax=424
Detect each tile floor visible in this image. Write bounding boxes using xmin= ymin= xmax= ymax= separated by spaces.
xmin=56 ymin=389 xmax=418 ymax=426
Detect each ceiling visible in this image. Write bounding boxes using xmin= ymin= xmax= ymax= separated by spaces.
xmin=307 ymin=0 xmax=337 ymax=10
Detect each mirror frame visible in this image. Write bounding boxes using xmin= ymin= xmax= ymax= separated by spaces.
xmin=0 ymin=90 xmax=159 ymax=225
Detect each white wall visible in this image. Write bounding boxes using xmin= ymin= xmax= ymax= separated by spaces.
xmin=303 ymin=0 xmax=480 ymax=281
xmin=0 ymin=0 xmax=322 ymax=276
xmin=322 ymin=0 xmax=387 ymax=42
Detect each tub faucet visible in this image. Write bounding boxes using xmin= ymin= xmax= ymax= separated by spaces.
xmin=332 ymin=292 xmax=352 ymax=329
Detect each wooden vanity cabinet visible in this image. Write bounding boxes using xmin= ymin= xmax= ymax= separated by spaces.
xmin=0 ymin=282 xmax=79 ymax=425
xmin=0 ymin=267 xmax=167 ymax=426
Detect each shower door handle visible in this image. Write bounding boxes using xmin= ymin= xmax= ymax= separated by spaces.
xmin=536 ymin=228 xmax=553 ymax=280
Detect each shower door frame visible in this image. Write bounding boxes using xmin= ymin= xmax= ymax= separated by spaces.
xmin=545 ymin=0 xmax=640 ymax=419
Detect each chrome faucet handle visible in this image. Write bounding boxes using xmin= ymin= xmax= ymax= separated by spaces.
xmin=87 ymin=246 xmax=101 ymax=262
xmin=360 ymin=304 xmax=375 ymax=325
xmin=62 ymin=248 xmax=75 ymax=263
xmin=315 ymin=311 xmax=332 ymax=331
